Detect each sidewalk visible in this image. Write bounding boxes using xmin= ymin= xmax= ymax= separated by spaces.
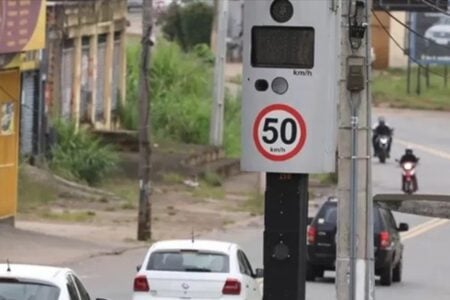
xmin=0 ymin=224 xmax=129 ymax=266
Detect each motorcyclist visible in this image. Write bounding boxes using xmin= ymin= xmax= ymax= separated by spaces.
xmin=372 ymin=116 xmax=393 ymax=157
xmin=399 ymin=147 xmax=419 ymax=192
xmin=400 ymin=147 xmax=419 ymax=164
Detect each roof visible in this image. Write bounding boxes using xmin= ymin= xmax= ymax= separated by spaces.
xmin=150 ymin=240 xmax=237 ymax=254
xmin=0 ymin=264 xmax=68 ymax=284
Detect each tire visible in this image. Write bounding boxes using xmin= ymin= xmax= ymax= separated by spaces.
xmin=393 ymin=260 xmax=402 ymax=283
xmin=306 ymin=263 xmax=317 ymax=281
xmin=379 ymin=154 xmax=386 ymax=164
xmin=380 ymin=263 xmax=393 ymax=286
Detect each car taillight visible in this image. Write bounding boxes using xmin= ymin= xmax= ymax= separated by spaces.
xmin=307 ymin=226 xmax=317 ymax=245
xmin=134 ymin=275 xmax=150 ymax=292
xmin=379 ymin=231 xmax=390 ymax=249
xmin=222 ymin=278 xmax=241 ymax=295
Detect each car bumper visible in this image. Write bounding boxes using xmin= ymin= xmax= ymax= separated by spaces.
xmin=133 ymin=294 xmax=248 ymax=300
xmin=308 ymin=247 xmax=396 ymax=272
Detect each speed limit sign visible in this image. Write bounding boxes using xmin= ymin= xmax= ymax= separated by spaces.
xmin=253 ymin=104 xmax=307 ymax=161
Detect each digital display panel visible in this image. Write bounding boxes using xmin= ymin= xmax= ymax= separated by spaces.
xmin=251 ymin=26 xmax=315 ymax=69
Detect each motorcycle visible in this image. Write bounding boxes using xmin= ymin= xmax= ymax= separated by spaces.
xmin=375 ymin=135 xmax=390 ymax=163
xmin=397 ymin=160 xmax=419 ymax=194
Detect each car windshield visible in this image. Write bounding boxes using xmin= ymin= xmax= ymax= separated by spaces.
xmin=316 ymin=204 xmax=382 ymax=232
xmin=0 ymin=280 xmax=60 ymax=300
xmin=147 ymin=250 xmax=230 ymax=273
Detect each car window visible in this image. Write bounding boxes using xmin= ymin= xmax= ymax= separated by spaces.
xmin=237 ymin=251 xmax=253 ymax=277
xmin=0 ymin=279 xmax=60 ymax=300
xmin=67 ymin=275 xmax=81 ymax=300
xmin=147 ymin=251 xmax=230 ymax=273
xmin=381 ymin=209 xmax=397 ymax=231
xmin=72 ymin=275 xmax=91 ymax=300
xmin=315 ymin=204 xmax=337 ymax=224
xmin=239 ymin=250 xmax=255 ymax=277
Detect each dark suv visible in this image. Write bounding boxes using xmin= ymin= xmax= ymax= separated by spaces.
xmin=306 ymin=197 xmax=409 ymax=286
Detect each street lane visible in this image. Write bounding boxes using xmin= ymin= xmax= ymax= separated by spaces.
xmin=73 ymin=109 xmax=450 ymax=299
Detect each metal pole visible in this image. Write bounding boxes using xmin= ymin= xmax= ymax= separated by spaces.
xmin=209 ymin=0 xmax=229 ymax=146
xmin=337 ymin=0 xmax=373 ymax=299
xmin=137 ymin=0 xmax=153 ymax=241
xmin=407 ymin=57 xmax=411 ymax=94
xmin=263 ymin=173 xmax=308 ymax=300
xmin=416 ymin=65 xmax=421 ymax=95
xmin=445 ymin=65 xmax=448 ymax=88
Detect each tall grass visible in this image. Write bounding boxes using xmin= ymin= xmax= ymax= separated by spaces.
xmin=50 ymin=120 xmax=118 ymax=186
xmin=121 ymin=39 xmax=242 ymax=155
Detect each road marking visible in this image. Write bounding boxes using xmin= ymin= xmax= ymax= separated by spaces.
xmin=401 ymin=218 xmax=449 ymax=241
xmin=397 ymin=139 xmax=450 ymax=161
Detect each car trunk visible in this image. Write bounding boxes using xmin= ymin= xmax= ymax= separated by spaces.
xmin=144 ymin=271 xmax=228 ymax=299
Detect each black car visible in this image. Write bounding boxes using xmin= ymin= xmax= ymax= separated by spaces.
xmin=306 ymin=197 xmax=409 ymax=286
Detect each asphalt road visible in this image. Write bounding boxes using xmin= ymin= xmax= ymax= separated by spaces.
xmin=72 ymin=108 xmax=450 ymax=300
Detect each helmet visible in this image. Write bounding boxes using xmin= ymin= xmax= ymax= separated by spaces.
xmin=405 ymin=147 xmax=413 ymax=155
xmin=378 ymin=116 xmax=386 ymax=125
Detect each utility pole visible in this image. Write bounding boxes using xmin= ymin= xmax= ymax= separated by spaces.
xmin=209 ymin=0 xmax=228 ymax=146
xmin=137 ymin=0 xmax=153 ymax=241
xmin=336 ymin=0 xmax=374 ymax=299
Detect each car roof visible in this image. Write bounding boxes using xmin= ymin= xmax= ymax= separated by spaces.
xmin=0 ymin=264 xmax=69 ymax=284
xmin=150 ymin=239 xmax=237 ymax=254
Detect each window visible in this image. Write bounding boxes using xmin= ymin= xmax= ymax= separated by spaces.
xmin=0 ymin=280 xmax=60 ymax=300
xmin=72 ymin=275 xmax=91 ymax=300
xmin=237 ymin=251 xmax=253 ymax=277
xmin=147 ymin=251 xmax=229 ymax=273
xmin=239 ymin=251 xmax=255 ymax=277
xmin=66 ymin=276 xmax=80 ymax=300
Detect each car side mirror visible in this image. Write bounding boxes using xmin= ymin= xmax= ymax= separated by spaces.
xmin=307 ymin=217 xmax=313 ymax=225
xmin=398 ymin=223 xmax=409 ymax=232
xmin=136 ymin=264 xmax=142 ymax=272
xmin=255 ymin=268 xmax=264 ymax=278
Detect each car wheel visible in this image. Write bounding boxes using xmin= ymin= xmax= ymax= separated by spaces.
xmin=393 ymin=259 xmax=402 ymax=283
xmin=380 ymin=263 xmax=393 ymax=286
xmin=306 ymin=263 xmax=316 ymax=281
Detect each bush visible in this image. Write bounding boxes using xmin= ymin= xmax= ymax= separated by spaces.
xmin=161 ymin=1 xmax=214 ymax=51
xmin=50 ymin=120 xmax=118 ymax=186
xmin=121 ymin=39 xmax=242 ymax=156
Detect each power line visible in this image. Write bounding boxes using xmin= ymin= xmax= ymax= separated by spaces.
xmin=420 ymin=0 xmax=450 ymax=16
xmin=380 ymin=9 xmax=450 ymax=52
xmin=372 ymin=11 xmax=446 ymax=78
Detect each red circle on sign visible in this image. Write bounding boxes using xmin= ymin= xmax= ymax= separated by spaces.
xmin=252 ymin=104 xmax=307 ymax=161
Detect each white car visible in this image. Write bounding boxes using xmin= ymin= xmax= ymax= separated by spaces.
xmin=133 ymin=240 xmax=263 ymax=300
xmin=0 ymin=264 xmax=108 ymax=300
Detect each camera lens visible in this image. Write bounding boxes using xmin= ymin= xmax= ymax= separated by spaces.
xmin=270 ymin=0 xmax=293 ymax=23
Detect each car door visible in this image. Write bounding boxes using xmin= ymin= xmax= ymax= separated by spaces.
xmin=238 ymin=250 xmax=261 ymax=300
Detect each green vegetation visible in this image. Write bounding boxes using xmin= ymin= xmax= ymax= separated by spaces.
xmin=50 ymin=120 xmax=118 ymax=186
xmin=39 ymin=210 xmax=96 ymax=222
xmin=160 ymin=1 xmax=214 ymax=51
xmin=202 ymin=171 xmax=223 ymax=187
xmin=191 ymin=182 xmax=226 ymax=200
xmin=242 ymin=193 xmax=264 ymax=216
xmin=18 ymin=168 xmax=58 ymax=213
xmin=121 ymin=40 xmax=241 ymax=156
xmin=373 ymin=68 xmax=450 ymax=110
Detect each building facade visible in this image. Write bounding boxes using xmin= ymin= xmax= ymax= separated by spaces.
xmin=45 ymin=0 xmax=127 ymax=130
xmin=0 ymin=0 xmax=46 ymax=224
